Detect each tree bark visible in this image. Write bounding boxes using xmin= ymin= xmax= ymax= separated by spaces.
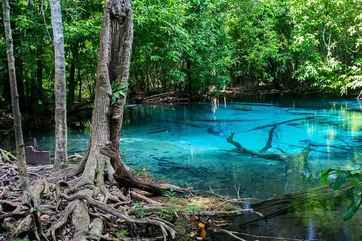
xmin=77 ymin=68 xmax=82 ymax=102
xmin=108 ymin=0 xmax=133 ymax=162
xmin=14 ymin=48 xmax=25 ymax=110
xmin=80 ymin=0 xmax=114 ymax=183
xmin=2 ymin=0 xmax=27 ymax=188
xmin=50 ymin=0 xmax=68 ymax=169
xmin=68 ymin=44 xmax=79 ymax=106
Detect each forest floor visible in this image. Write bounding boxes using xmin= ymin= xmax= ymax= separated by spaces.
xmin=0 ymin=153 xmax=266 ymax=241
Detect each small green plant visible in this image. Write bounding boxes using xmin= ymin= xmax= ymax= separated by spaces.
xmin=158 ymin=206 xmax=180 ymax=220
xmin=321 ymin=168 xmax=362 ymax=220
xmin=132 ymin=202 xmax=146 ymax=218
xmin=185 ymin=204 xmax=201 ymax=214
xmin=115 ymin=229 xmax=129 ymax=238
xmin=111 ymin=82 xmax=128 ymax=105
xmin=164 ymin=190 xmax=177 ymax=198
xmin=0 ymin=148 xmax=16 ymax=162
xmin=133 ymin=168 xmax=149 ymax=177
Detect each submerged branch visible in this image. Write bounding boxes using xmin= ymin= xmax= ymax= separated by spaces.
xmin=227 ymin=133 xmax=288 ymax=162
xmin=249 ymin=116 xmax=318 ymax=131
xmin=260 ymin=125 xmax=277 ymax=153
xmin=215 ymin=229 xmax=314 ymax=241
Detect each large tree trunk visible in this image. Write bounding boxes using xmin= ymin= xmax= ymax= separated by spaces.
xmin=108 ymin=0 xmax=133 ymax=164
xmin=2 ymin=0 xmax=27 ymax=188
xmin=80 ymin=0 xmax=171 ymax=194
xmin=80 ymin=0 xmax=113 ymax=184
xmin=50 ymin=0 xmax=68 ymax=169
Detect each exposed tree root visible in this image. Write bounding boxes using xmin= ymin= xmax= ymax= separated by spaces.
xmin=0 ymin=163 xmax=258 ymax=241
xmin=100 ymin=144 xmax=190 ymax=195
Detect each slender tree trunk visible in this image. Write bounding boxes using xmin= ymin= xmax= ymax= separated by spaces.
xmin=50 ymin=0 xmax=67 ymax=168
xmin=2 ymin=0 xmax=27 ymax=188
xmin=77 ymin=68 xmax=82 ymax=102
xmin=15 ymin=57 xmax=25 ymax=110
xmin=68 ymin=44 xmax=79 ymax=106
xmin=30 ymin=48 xmax=44 ymax=112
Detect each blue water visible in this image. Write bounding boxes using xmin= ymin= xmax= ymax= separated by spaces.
xmin=37 ymin=99 xmax=362 ymax=198
xmin=35 ymin=99 xmax=362 ymax=241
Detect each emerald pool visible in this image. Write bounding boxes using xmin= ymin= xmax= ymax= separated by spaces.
xmin=35 ymin=99 xmax=362 ymax=241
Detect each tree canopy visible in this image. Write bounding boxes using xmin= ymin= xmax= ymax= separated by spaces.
xmin=1 ymin=0 xmax=362 ymax=120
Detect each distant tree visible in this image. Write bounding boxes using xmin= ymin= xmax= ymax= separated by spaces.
xmin=50 ymin=0 xmax=67 ymax=168
xmin=2 ymin=0 xmax=27 ymax=188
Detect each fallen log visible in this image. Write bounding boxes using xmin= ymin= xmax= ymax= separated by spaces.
xmin=240 ymin=180 xmax=359 ymax=226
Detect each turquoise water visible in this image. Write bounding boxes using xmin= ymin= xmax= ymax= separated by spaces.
xmin=35 ymin=99 xmax=362 ymax=241
xmin=38 ymin=99 xmax=362 ymax=198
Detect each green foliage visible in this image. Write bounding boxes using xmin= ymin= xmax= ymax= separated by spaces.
xmin=1 ymin=0 xmax=362 ymax=114
xmin=157 ymin=206 xmax=180 ymax=220
xmin=163 ymin=190 xmax=177 ymax=198
xmin=185 ymin=203 xmax=202 ymax=214
xmin=132 ymin=202 xmax=146 ymax=218
xmin=111 ymin=82 xmax=128 ymax=105
xmin=115 ymin=229 xmax=129 ymax=238
xmin=0 ymin=148 xmax=16 ymax=162
xmin=321 ymin=169 xmax=362 ymax=220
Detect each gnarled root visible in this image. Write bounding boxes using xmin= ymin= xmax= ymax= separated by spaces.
xmin=100 ymin=144 xmax=189 ymax=195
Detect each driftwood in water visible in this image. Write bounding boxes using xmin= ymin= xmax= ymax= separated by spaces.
xmin=260 ymin=125 xmax=277 ymax=153
xmin=143 ymin=91 xmax=190 ymax=104
xmin=192 ymin=118 xmax=261 ymax=123
xmin=227 ymin=133 xmax=288 ymax=162
xmin=241 ymin=183 xmax=355 ymax=226
xmin=248 ymin=116 xmax=318 ymax=131
xmin=227 ymin=130 xmax=312 ymax=176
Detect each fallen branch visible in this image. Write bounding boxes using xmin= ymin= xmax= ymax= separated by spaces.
xmin=215 ymin=229 xmax=315 ymax=241
xmin=249 ymin=117 xmax=318 ymax=131
xmin=227 ymin=133 xmax=288 ymax=162
xmin=199 ymin=208 xmax=263 ymax=217
xmin=215 ymin=229 xmax=247 ymax=241
xmin=260 ymin=125 xmax=277 ymax=153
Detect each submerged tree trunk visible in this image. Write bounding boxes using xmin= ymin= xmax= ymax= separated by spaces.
xmin=50 ymin=0 xmax=67 ymax=169
xmin=2 ymin=0 xmax=27 ymax=188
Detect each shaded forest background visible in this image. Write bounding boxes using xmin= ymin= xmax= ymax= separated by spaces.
xmin=1 ymin=0 xmax=362 ymax=126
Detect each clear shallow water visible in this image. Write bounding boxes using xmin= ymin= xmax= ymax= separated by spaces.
xmin=35 ymin=99 xmax=362 ymax=241
xmin=37 ymin=99 xmax=362 ymax=198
